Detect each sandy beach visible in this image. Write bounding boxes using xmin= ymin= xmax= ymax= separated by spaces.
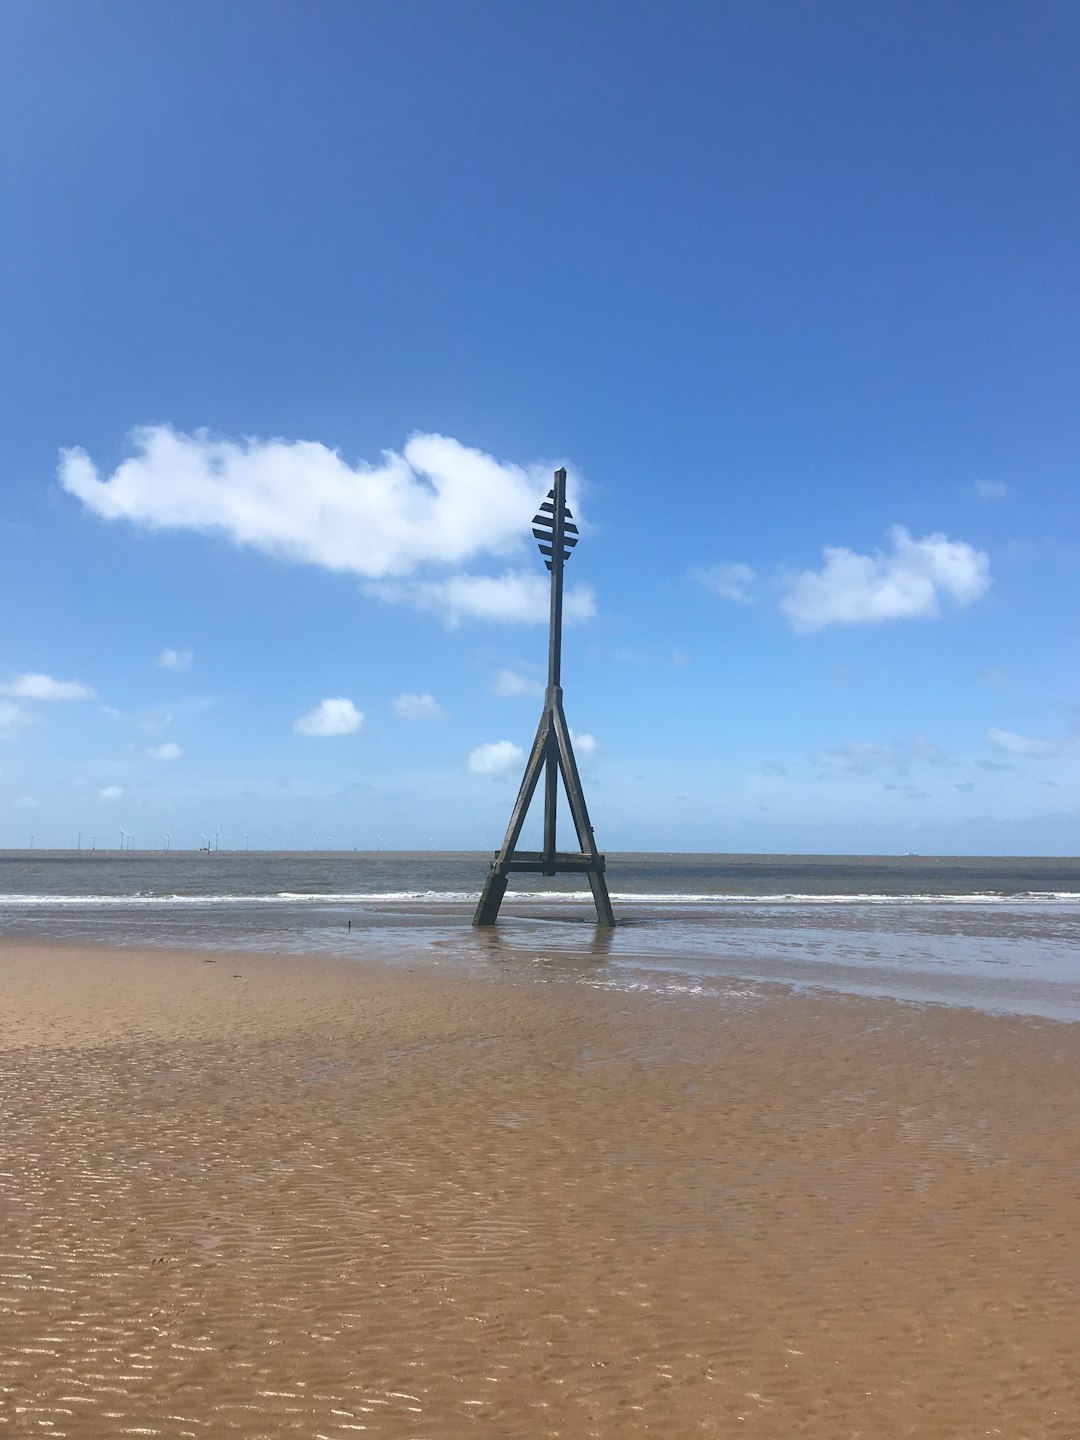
xmin=2 ymin=941 xmax=1078 ymax=1437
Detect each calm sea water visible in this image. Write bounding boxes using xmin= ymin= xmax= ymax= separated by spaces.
xmin=3 ymin=850 xmax=1079 ymax=1021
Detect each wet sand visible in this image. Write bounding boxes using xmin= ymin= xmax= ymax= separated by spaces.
xmin=1 ymin=942 xmax=1078 ymax=1437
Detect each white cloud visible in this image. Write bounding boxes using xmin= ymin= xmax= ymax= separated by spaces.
xmin=392 ymin=693 xmax=446 ymax=721
xmin=63 ymin=427 xmax=600 ymax=628
xmin=157 ymin=648 xmax=193 ymax=671
xmin=367 ymin=570 xmax=595 ymax=626
xmin=468 ymin=740 xmax=524 ymax=775
xmin=0 ymin=701 xmax=30 ymax=740
xmin=492 ymin=668 xmax=544 ymax=698
xmin=780 ymin=527 xmax=989 ymax=632
xmin=147 ymin=742 xmax=184 ymax=760
xmin=973 ymin=479 xmax=1008 ymax=500
xmin=1 ymin=672 xmax=95 ymax=700
xmin=99 ymin=785 xmax=124 ymax=800
xmin=571 ymin=729 xmax=598 ymax=758
xmin=691 ymin=562 xmax=756 ymax=604
xmin=294 ymin=697 xmax=364 ymax=737
xmin=986 ymin=727 xmax=1063 ymax=759
xmin=979 ymin=668 xmax=1012 ymax=687
xmin=12 ymin=795 xmax=39 ymax=808
xmin=60 ymin=426 xmax=581 ymax=579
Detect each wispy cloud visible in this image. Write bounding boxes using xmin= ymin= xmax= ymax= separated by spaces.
xmin=157 ymin=648 xmax=193 ymax=671
xmin=811 ymin=735 xmax=949 ymax=777
xmin=136 ymin=695 xmax=216 ymax=734
xmin=392 ymin=693 xmax=446 ymax=721
xmin=0 ymin=700 xmax=30 ymax=739
xmin=1 ymin=672 xmax=95 ymax=701
xmin=491 ymin=668 xmax=544 ymax=698
xmin=690 ymin=562 xmax=755 ymax=604
xmin=986 ymin=727 xmax=1068 ymax=759
xmin=973 ymin=479 xmax=1008 ymax=500
xmin=99 ymin=785 xmax=124 ymax=800
xmin=367 ymin=571 xmax=595 ymax=626
xmin=780 ymin=527 xmax=989 ymax=632
xmin=813 ymin=741 xmax=900 ymax=776
xmin=294 ymin=698 xmax=365 ymax=737
xmin=147 ymin=742 xmax=184 ymax=760
xmin=468 ymin=740 xmax=523 ymax=775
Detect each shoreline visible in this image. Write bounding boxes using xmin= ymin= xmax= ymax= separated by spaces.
xmin=5 ymin=895 xmax=1080 ymax=1024
xmin=3 ymin=941 xmax=1078 ymax=1436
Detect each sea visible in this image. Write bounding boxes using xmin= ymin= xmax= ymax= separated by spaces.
xmin=3 ymin=849 xmax=1080 ymax=1022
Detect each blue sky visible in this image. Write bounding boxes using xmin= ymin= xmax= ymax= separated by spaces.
xmin=1 ymin=0 xmax=1077 ymax=853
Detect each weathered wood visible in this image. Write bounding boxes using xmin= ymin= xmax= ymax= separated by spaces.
xmin=504 ymin=852 xmax=604 ymax=873
xmin=472 ymin=866 xmax=509 ymax=926
xmin=546 ymin=477 xmax=565 ymax=693
xmin=543 ymin=744 xmax=558 ymax=875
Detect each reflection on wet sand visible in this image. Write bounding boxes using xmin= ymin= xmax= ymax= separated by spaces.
xmin=5 ymin=892 xmax=1080 ymax=1020
xmin=2 ymin=941 xmax=1078 ymax=1437
xmin=468 ymin=915 xmax=618 ymax=977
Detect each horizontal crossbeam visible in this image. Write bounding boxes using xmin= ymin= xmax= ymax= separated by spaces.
xmin=532 ymin=522 xmax=578 ymax=538
xmin=497 ymin=850 xmax=607 ymax=874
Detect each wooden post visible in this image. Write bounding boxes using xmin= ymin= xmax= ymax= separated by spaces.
xmin=473 ymin=468 xmax=615 ymax=927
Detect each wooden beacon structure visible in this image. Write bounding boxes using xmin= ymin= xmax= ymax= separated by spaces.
xmin=473 ymin=467 xmax=615 ymax=928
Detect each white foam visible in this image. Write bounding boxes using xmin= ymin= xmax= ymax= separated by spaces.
xmin=1 ymin=890 xmax=1078 ymax=908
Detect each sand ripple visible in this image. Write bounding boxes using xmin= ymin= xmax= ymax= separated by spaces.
xmin=2 ymin=949 xmax=1078 ymax=1436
